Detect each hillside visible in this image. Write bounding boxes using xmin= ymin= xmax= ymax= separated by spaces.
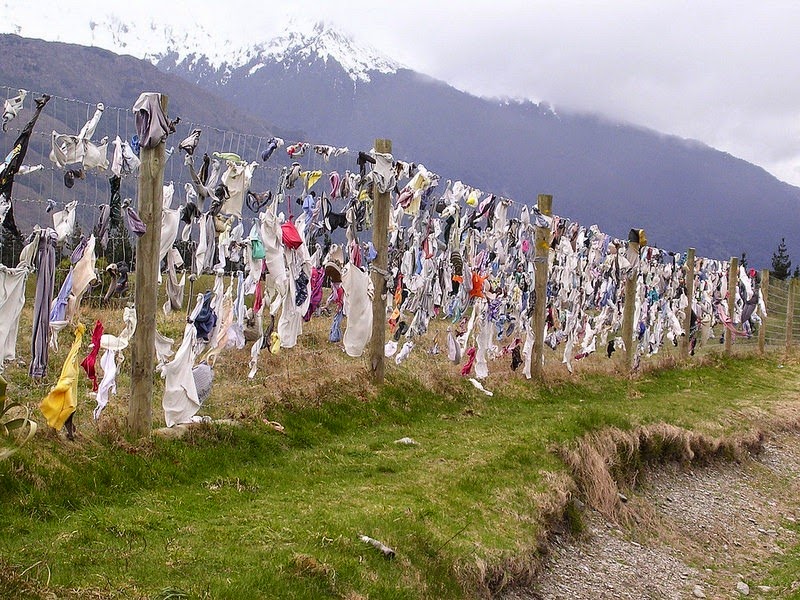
xmin=0 ymin=30 xmax=797 ymax=265
xmin=155 ymin=24 xmax=800 ymax=268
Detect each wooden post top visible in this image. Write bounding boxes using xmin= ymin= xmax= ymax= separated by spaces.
xmin=537 ymin=194 xmax=553 ymax=216
xmin=374 ymin=139 xmax=392 ymax=154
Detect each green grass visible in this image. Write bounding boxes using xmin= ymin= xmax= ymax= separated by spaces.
xmin=0 ymin=354 xmax=798 ymax=599
xmin=760 ymin=521 xmax=800 ymax=598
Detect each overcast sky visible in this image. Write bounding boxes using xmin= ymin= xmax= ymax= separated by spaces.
xmin=4 ymin=0 xmax=800 ymax=186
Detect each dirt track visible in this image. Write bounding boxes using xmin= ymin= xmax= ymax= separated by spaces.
xmin=504 ymin=432 xmax=800 ymax=599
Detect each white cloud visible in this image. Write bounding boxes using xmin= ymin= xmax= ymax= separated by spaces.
xmin=2 ymin=0 xmax=799 ymax=185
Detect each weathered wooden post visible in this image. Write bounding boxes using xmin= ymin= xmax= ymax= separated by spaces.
xmin=725 ymin=256 xmax=738 ymax=356
xmin=369 ymin=139 xmax=391 ymax=385
xmin=786 ymin=277 xmax=796 ymax=354
xmin=680 ymin=247 xmax=696 ymax=359
xmin=758 ymin=269 xmax=769 ymax=354
xmin=621 ymin=230 xmax=643 ymax=371
xmin=531 ymin=194 xmax=553 ymax=379
xmin=129 ymin=93 xmax=167 ymax=437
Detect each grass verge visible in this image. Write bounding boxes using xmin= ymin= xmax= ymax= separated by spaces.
xmin=0 ymin=352 xmax=798 ymax=599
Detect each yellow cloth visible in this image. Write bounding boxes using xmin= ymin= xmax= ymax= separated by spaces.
xmin=300 ymin=170 xmax=322 ymax=191
xmin=269 ymin=331 xmax=281 ymax=355
xmin=40 ymin=323 xmax=85 ymax=430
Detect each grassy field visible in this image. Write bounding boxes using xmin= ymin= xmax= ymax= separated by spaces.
xmin=2 ymin=317 xmax=799 ymax=600
xmin=0 ymin=272 xmax=798 ymax=598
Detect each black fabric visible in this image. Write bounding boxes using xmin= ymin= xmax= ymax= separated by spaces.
xmin=357 ymin=151 xmax=376 ymax=179
xmin=180 ymin=200 xmax=201 ymax=224
xmin=511 ymin=346 xmax=522 ymax=370
xmin=295 ymin=271 xmax=309 ymax=306
xmin=109 ymin=175 xmax=122 ymax=227
xmin=198 ymin=153 xmax=211 ymax=185
xmin=246 ymin=190 xmax=272 ymax=213
xmin=0 ymin=94 xmax=50 ymax=239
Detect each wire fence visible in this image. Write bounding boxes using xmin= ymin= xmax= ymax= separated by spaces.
xmin=763 ymin=277 xmax=800 ymax=347
xmin=0 ymin=82 xmax=797 ymax=398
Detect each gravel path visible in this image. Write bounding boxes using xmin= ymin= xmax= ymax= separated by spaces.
xmin=503 ymin=432 xmax=800 ymax=599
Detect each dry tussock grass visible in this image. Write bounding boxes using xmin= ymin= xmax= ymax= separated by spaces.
xmin=555 ymin=422 xmax=772 ymax=524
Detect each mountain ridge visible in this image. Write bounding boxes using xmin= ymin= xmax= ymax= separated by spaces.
xmin=0 ymin=30 xmax=796 ymax=267
xmin=155 ymin=38 xmax=800 ymax=268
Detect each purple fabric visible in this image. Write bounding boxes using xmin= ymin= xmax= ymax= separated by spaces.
xmin=304 ymin=267 xmax=324 ymax=322
xmin=70 ymin=236 xmax=88 ymax=264
xmin=30 ymin=231 xmax=56 ymax=378
xmin=124 ymin=206 xmax=147 ymax=237
xmin=132 ymin=93 xmax=170 ymax=149
xmin=193 ymin=291 xmax=217 ymax=341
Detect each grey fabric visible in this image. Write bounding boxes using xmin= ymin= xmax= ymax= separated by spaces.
xmin=164 ymin=248 xmax=184 ymax=312
xmin=192 ymin=363 xmax=213 ymax=405
xmin=179 ymin=128 xmax=201 ymax=156
xmin=132 ymin=93 xmax=170 ymax=149
xmin=202 ymin=214 xmax=217 ymax=272
xmin=2 ymin=89 xmax=26 ymax=131
xmin=30 ymin=230 xmax=57 ymax=378
xmin=95 ymin=204 xmax=111 ymax=251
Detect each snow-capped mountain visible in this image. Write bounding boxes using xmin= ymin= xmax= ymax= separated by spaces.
xmin=0 ymin=8 xmax=399 ymax=85
xmin=0 ymin=13 xmax=796 ymax=266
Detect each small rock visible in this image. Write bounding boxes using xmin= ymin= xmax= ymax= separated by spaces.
xmin=153 ymin=424 xmax=189 ymax=439
xmin=736 ymin=581 xmax=750 ymax=595
xmin=757 ymin=586 xmax=772 ymax=593
xmin=693 ymin=585 xmax=706 ymax=598
xmin=394 ymin=437 xmax=419 ymax=446
xmin=618 ymin=492 xmax=628 ymax=503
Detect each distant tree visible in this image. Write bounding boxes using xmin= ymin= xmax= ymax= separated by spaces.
xmin=0 ymin=227 xmax=20 ymax=267
xmin=103 ymin=222 xmax=134 ymax=268
xmin=771 ymin=237 xmax=792 ymax=281
xmin=794 ymin=266 xmax=800 ymax=279
xmin=740 ymin=252 xmax=748 ymax=271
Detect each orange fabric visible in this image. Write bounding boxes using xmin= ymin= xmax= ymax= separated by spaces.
xmin=470 ymin=272 xmax=487 ymax=298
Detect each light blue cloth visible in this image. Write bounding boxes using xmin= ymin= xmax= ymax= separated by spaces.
xmin=49 ymin=267 xmax=73 ymax=324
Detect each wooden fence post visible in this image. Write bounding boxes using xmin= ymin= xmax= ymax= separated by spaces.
xmin=758 ymin=269 xmax=769 ymax=354
xmin=680 ymin=247 xmax=695 ymax=359
xmin=369 ymin=139 xmax=391 ymax=385
xmin=531 ymin=194 xmax=553 ymax=379
xmin=786 ymin=277 xmax=796 ymax=354
xmin=129 ymin=93 xmax=167 ymax=437
xmin=725 ymin=256 xmax=738 ymax=356
xmin=621 ymin=231 xmax=642 ymax=371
